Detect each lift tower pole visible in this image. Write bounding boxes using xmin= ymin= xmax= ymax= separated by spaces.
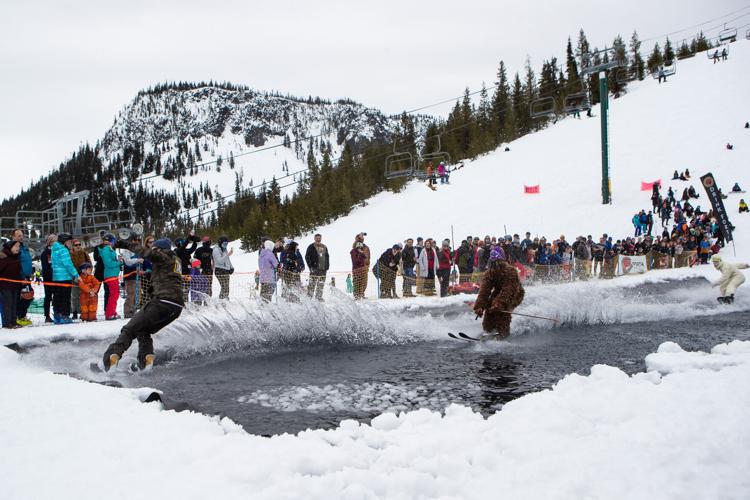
xmin=599 ymin=71 xmax=611 ymax=204
xmin=581 ymin=48 xmax=621 ymax=205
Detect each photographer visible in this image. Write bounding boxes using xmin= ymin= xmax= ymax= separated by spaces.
xmin=175 ymin=230 xmax=199 ymax=275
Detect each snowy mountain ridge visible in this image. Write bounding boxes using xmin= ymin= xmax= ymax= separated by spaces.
xmin=1 ymin=82 xmax=432 ymax=228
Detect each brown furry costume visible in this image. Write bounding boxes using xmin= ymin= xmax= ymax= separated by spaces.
xmin=473 ymin=260 xmax=525 ymax=338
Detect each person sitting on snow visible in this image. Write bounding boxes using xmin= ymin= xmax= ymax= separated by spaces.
xmin=711 ymin=255 xmax=749 ymax=304
xmin=672 ymin=170 xmax=680 ymax=180
xmin=740 ymin=199 xmax=749 ymax=214
xmin=726 ymin=143 xmax=734 ymax=150
xmin=732 ymin=183 xmax=743 ymax=192
xmin=473 ymin=248 xmax=525 ymax=339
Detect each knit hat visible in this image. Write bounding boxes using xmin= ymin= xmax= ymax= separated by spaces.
xmin=191 ymin=260 xmax=201 ymax=269
xmin=79 ymin=262 xmax=93 ymax=272
xmin=103 ymin=233 xmax=116 ymax=244
xmin=489 ymin=248 xmax=503 ymax=261
xmin=392 ymin=243 xmax=402 ymax=250
xmin=58 ymin=233 xmax=73 ymax=244
xmin=152 ymin=238 xmax=172 ymax=250
xmin=2 ymin=240 xmax=19 ymax=252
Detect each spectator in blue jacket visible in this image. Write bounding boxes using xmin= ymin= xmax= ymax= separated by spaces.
xmin=51 ymin=233 xmax=80 ymax=324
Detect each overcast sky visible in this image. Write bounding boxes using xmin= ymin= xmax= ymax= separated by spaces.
xmin=1 ymin=0 xmax=748 ymax=200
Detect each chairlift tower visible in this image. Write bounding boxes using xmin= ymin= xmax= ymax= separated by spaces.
xmin=581 ymin=48 xmax=621 ymax=205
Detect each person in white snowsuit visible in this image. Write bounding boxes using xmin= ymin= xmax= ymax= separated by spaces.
xmin=711 ymin=255 xmax=748 ymax=304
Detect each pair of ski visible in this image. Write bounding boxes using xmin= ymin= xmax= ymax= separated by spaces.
xmin=89 ymin=359 xmax=153 ymax=374
xmin=448 ymin=332 xmax=485 ymax=342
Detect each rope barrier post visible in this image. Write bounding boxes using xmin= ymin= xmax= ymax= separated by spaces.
xmin=376 ymin=261 xmax=381 ymax=299
xmin=134 ymin=263 xmax=141 ymax=313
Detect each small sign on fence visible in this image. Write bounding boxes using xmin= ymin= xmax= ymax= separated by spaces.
xmin=617 ymin=255 xmax=647 ymax=275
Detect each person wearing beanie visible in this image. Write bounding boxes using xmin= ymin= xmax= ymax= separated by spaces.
xmin=376 ymin=244 xmax=402 ymax=298
xmin=50 ymin=233 xmax=80 ymax=324
xmin=100 ymin=236 xmax=184 ymax=372
xmin=0 ymin=240 xmax=22 ymax=329
xmin=258 ymin=239 xmax=279 ymax=302
xmin=189 ymin=259 xmax=209 ymax=304
xmin=193 ymin=236 xmax=214 ymax=296
xmin=279 ymin=240 xmax=305 ymax=302
xmin=99 ymin=235 xmax=122 ymax=320
xmin=119 ymin=235 xmax=145 ymax=319
xmin=78 ymin=262 xmax=101 ymax=322
xmin=9 ymin=229 xmax=34 ymax=326
xmin=212 ymin=236 xmax=234 ymax=299
xmin=175 ymin=231 xmax=199 ymax=277
xmin=305 ymin=234 xmax=330 ymax=301
xmin=436 ymin=239 xmax=453 ymax=297
xmin=473 ymin=248 xmax=525 ymax=339
xmin=69 ymin=239 xmax=91 ymax=320
xmin=40 ymin=234 xmax=57 ymax=322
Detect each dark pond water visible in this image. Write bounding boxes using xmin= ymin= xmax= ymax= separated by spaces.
xmin=16 ymin=276 xmax=750 ymax=436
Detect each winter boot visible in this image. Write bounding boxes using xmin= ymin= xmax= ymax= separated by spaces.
xmin=45 ymin=316 xmax=53 ymax=323
xmin=104 ymin=353 xmax=120 ymax=372
xmin=726 ymin=294 xmax=735 ymax=304
xmin=143 ymin=354 xmax=155 ymax=371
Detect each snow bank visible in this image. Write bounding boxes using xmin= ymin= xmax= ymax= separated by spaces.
xmin=2 ymin=340 xmax=749 ymax=499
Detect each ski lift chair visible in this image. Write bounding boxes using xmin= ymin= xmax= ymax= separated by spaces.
xmin=563 ymin=92 xmax=590 ymax=115
xmin=745 ymin=28 xmax=750 ymax=40
xmin=384 ymin=145 xmax=415 ymax=180
xmin=415 ymin=136 xmax=451 ymax=180
xmin=718 ymin=23 xmax=737 ymax=43
xmin=706 ymin=46 xmax=729 ymax=60
xmin=529 ymin=96 xmax=556 ymax=119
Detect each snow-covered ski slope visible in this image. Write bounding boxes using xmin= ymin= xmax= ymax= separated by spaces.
xmin=232 ymin=39 xmax=750 ymax=273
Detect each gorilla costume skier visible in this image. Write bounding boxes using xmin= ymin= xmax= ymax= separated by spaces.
xmin=473 ymin=248 xmax=525 ymax=338
xmin=711 ymin=255 xmax=748 ymax=304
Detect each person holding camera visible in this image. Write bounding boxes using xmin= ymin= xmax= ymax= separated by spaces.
xmin=213 ymin=235 xmax=234 ymax=299
xmin=175 ymin=230 xmax=199 ymax=275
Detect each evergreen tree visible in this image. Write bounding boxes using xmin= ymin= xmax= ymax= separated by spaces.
xmin=694 ymin=31 xmax=710 ymax=52
xmin=565 ymin=37 xmax=581 ymax=93
xmin=646 ymin=42 xmax=664 ymax=73
xmin=629 ymin=31 xmax=645 ymax=80
xmin=663 ymin=38 xmax=675 ymax=62
xmin=491 ymin=60 xmax=511 ymax=143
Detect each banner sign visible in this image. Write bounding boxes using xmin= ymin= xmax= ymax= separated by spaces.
xmin=617 ymin=255 xmax=647 ymax=275
xmin=700 ymin=172 xmax=733 ymax=242
xmin=524 ymin=185 xmax=540 ymax=194
xmin=641 ymin=179 xmax=661 ymax=191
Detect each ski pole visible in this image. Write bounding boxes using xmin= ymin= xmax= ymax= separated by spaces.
xmin=499 ymin=310 xmax=559 ymax=324
xmin=472 ymin=307 xmax=559 ymax=324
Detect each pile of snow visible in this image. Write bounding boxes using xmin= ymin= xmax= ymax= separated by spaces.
xmin=2 ymin=340 xmax=749 ymax=499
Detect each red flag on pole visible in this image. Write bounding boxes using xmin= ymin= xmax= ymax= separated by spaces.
xmin=524 ymin=185 xmax=540 ymax=194
xmin=641 ymin=179 xmax=661 ymax=191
